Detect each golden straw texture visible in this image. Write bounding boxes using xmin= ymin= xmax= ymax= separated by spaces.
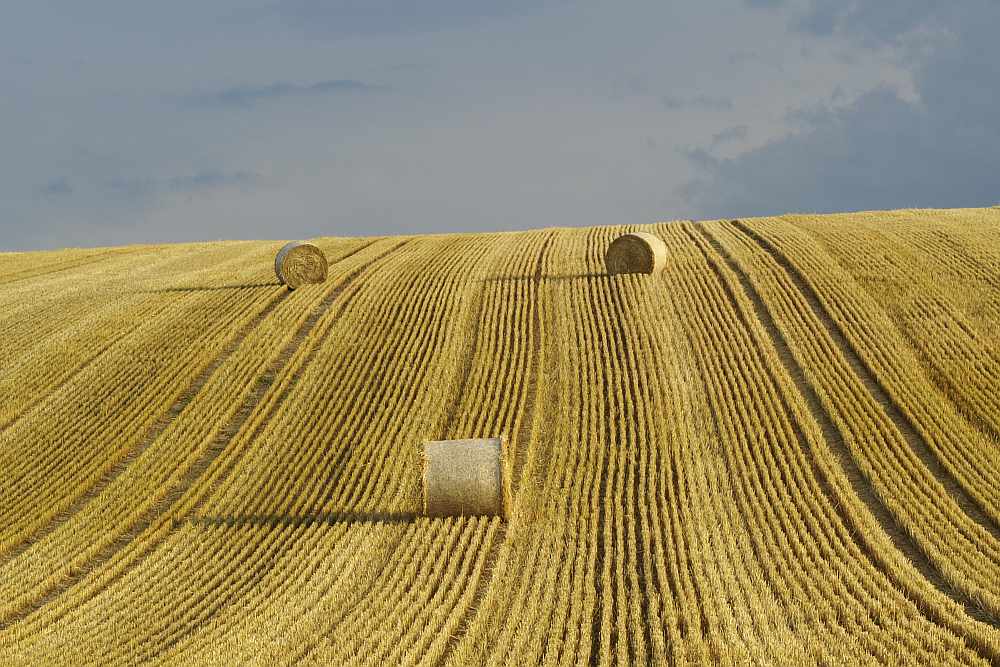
xmin=274 ymin=241 xmax=328 ymax=289
xmin=422 ymin=437 xmax=506 ymax=518
xmin=4 ymin=210 xmax=1000 ymax=665
xmin=604 ymin=231 xmax=668 ymax=274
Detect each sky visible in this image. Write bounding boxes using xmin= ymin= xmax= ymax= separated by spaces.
xmin=2 ymin=1 xmax=998 ymax=251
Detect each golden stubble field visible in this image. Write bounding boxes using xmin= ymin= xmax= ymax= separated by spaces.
xmin=0 ymin=208 xmax=998 ymax=665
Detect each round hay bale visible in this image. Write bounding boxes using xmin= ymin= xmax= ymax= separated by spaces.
xmin=423 ymin=437 xmax=506 ymax=518
xmin=604 ymin=231 xmax=667 ymax=275
xmin=274 ymin=241 xmax=328 ymax=289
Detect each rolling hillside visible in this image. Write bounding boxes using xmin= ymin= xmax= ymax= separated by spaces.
xmin=1 ymin=208 xmax=999 ymax=665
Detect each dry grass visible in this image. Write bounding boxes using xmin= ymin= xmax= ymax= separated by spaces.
xmin=1 ymin=209 xmax=999 ymax=665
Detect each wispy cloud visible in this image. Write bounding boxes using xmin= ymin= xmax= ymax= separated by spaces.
xmin=189 ymin=79 xmax=385 ymax=108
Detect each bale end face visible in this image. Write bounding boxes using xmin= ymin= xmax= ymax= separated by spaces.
xmin=422 ymin=437 xmax=506 ymax=518
xmin=605 ymin=231 xmax=667 ymax=275
xmin=274 ymin=241 xmax=328 ymax=289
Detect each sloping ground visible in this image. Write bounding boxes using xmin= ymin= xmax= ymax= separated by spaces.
xmin=0 ymin=208 xmax=998 ymax=665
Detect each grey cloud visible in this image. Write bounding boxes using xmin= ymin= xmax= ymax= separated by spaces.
xmin=680 ymin=89 xmax=920 ymax=216
xmin=6 ymin=2 xmax=977 ymax=252
xmin=684 ymin=87 xmax=1000 ymax=218
xmin=711 ymin=125 xmax=749 ymax=146
xmin=106 ymin=177 xmax=158 ymax=200
xmin=793 ymin=3 xmax=838 ymax=36
xmin=107 ymin=170 xmax=260 ymax=200
xmin=783 ymin=102 xmax=835 ymax=128
xmin=679 ymin=147 xmax=721 ymax=172
xmin=38 ymin=177 xmax=73 ymax=197
xmin=167 ymin=169 xmax=259 ymax=192
xmin=681 ymin=2 xmax=1000 ymax=218
xmin=791 ymin=1 xmax=944 ymax=46
xmin=277 ymin=0 xmax=552 ymax=37
xmin=745 ymin=1 xmax=952 ymax=50
xmin=662 ymin=94 xmax=734 ymax=112
xmin=190 ymin=79 xmax=384 ymax=108
xmin=726 ymin=49 xmax=764 ymax=67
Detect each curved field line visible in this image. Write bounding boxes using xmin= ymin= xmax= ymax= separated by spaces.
xmin=432 ymin=522 xmax=507 ymax=667
xmin=647 ymin=234 xmax=805 ymax=664
xmin=693 ymin=223 xmax=998 ymax=647
xmin=0 ymin=242 xmax=389 ymax=636
xmin=0 ymin=241 xmax=375 ymax=564
xmin=0 ymin=294 xmax=190 ymax=435
xmin=287 ymin=525 xmax=418 ymax=664
xmin=0 ymin=249 xmax=138 ymax=286
xmin=508 ymin=232 xmax=555 ymax=494
xmin=584 ymin=227 xmax=624 ymax=666
xmin=922 ymin=228 xmax=1000 ymax=292
xmin=811 ymin=223 xmax=1000 ymax=449
xmin=732 ymin=220 xmax=1000 ymax=542
xmin=114 ymin=522 xmax=304 ymax=664
xmin=0 ymin=240 xmax=393 ymax=630
xmin=303 ymin=234 xmax=541 ymax=665
xmin=668 ymin=225 xmax=917 ymax=662
xmin=0 ymin=250 xmax=289 ymax=524
xmin=0 ymin=245 xmax=248 ymax=362
xmin=908 ymin=351 xmax=1000 ymax=448
xmin=597 ymin=273 xmax=656 ymax=665
xmin=297 ymin=236 xmax=493 ymax=518
xmin=148 ymin=238 xmax=487 ymax=664
xmin=0 ymin=287 xmax=286 ymax=566
xmin=573 ymin=224 xmax=665 ymax=665
xmin=142 ymin=523 xmax=356 ymax=664
xmin=179 ymin=239 xmax=406 ymax=523
xmin=433 ymin=234 xmax=553 ymax=666
xmin=437 ymin=267 xmax=491 ymax=440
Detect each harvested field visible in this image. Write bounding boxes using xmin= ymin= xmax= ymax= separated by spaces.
xmin=1 ymin=208 xmax=999 ymax=665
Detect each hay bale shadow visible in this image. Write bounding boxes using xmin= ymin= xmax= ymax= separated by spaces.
xmin=140 ymin=282 xmax=283 ymax=294
xmin=189 ymin=512 xmax=417 ymax=528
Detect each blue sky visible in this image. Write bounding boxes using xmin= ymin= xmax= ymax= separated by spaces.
xmin=2 ymin=1 xmax=997 ymax=250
